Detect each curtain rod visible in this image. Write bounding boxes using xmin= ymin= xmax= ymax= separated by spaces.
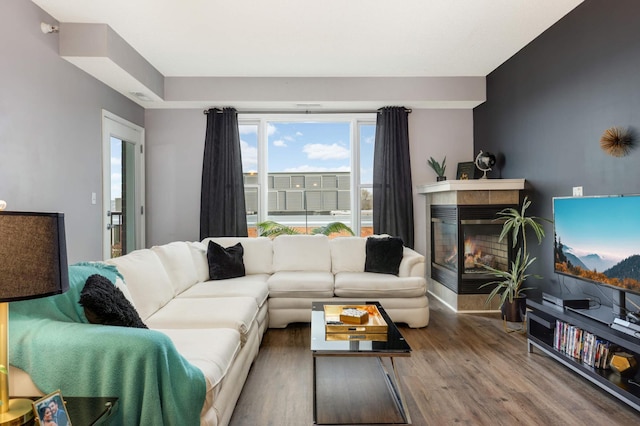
xmin=202 ymin=108 xmax=412 ymax=115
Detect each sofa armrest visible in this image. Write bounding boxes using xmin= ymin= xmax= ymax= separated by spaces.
xmin=398 ymin=247 xmax=425 ymax=278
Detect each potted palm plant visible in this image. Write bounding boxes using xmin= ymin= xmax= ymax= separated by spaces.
xmin=480 ymin=196 xmax=551 ymax=323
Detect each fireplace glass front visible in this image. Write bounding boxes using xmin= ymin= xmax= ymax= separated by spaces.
xmin=431 ymin=206 xmax=513 ymax=294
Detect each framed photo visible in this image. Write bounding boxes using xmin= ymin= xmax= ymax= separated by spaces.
xmin=456 ymin=161 xmax=476 ymax=180
xmin=32 ymin=390 xmax=72 ymax=426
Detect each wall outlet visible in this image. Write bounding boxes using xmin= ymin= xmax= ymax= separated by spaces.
xmin=572 ymin=186 xmax=583 ymax=197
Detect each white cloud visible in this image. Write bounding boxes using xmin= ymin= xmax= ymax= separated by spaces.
xmin=238 ymin=125 xmax=256 ymax=135
xmin=273 ymin=140 xmax=287 ymax=147
xmin=284 ymin=135 xmax=295 ymax=142
xmin=364 ymin=135 xmax=375 ymax=144
xmin=296 ymin=131 xmax=303 ymax=137
xmin=303 ymin=143 xmax=350 ymax=160
xmin=267 ymin=123 xmax=277 ymax=136
xmin=240 ymin=139 xmax=258 ymax=168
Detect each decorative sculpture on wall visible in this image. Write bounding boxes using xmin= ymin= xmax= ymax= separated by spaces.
xmin=600 ymin=126 xmax=635 ymax=157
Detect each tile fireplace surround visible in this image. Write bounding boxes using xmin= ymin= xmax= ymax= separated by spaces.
xmin=418 ymin=179 xmax=526 ymax=313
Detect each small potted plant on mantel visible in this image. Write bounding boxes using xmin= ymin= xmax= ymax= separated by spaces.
xmin=480 ymin=196 xmax=551 ymax=326
xmin=428 ymin=156 xmax=447 ymax=181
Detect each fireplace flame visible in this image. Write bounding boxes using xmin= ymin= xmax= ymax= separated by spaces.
xmin=464 ymin=237 xmax=499 ymax=270
xmin=464 ymin=237 xmax=481 ymax=269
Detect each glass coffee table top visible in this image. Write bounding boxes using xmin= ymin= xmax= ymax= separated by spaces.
xmin=311 ymin=301 xmax=411 ymax=354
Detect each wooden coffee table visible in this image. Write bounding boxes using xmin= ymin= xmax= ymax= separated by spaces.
xmin=310 ymin=301 xmax=412 ymax=425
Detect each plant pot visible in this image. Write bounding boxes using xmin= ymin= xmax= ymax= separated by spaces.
xmin=436 ymin=176 xmax=447 ymax=182
xmin=501 ymin=297 xmax=527 ymax=322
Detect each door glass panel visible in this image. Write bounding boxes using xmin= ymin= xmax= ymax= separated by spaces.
xmin=110 ymin=137 xmax=136 ymax=258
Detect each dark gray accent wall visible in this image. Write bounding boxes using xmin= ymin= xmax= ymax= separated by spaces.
xmin=474 ymin=0 xmax=640 ymax=305
xmin=1 ymin=0 xmax=143 ymax=262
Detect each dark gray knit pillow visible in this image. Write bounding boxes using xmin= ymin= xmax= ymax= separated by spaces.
xmin=207 ymin=241 xmax=246 ymax=280
xmin=364 ymin=236 xmax=404 ymax=276
xmin=79 ymin=274 xmax=147 ymax=328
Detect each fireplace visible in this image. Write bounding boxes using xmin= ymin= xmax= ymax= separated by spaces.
xmin=431 ymin=205 xmax=513 ymax=294
xmin=418 ymin=178 xmax=525 ymax=312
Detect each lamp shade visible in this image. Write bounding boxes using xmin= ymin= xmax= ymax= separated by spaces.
xmin=0 ymin=211 xmax=69 ymax=302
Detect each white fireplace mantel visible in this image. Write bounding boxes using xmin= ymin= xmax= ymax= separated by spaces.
xmin=417 ymin=178 xmax=526 ymax=194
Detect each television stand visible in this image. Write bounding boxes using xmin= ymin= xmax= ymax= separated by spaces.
xmin=527 ymin=297 xmax=640 ymax=412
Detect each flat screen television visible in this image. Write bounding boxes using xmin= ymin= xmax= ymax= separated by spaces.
xmin=553 ymin=195 xmax=640 ymax=297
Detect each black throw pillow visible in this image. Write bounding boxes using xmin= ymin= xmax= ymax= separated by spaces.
xmin=207 ymin=241 xmax=246 ymax=280
xmin=79 ymin=274 xmax=147 ymax=328
xmin=364 ymin=236 xmax=404 ymax=275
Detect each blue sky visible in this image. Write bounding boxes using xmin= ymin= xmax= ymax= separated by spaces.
xmin=111 ymin=137 xmax=122 ymax=199
xmin=554 ymin=196 xmax=640 ymax=260
xmin=239 ymin=121 xmax=376 ymax=184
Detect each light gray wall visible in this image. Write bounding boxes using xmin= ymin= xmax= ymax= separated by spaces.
xmin=410 ymin=109 xmax=474 ymax=255
xmin=1 ymin=0 xmax=143 ymax=262
xmin=144 ymin=108 xmax=474 ymax=254
xmin=144 ymin=109 xmax=206 ymax=245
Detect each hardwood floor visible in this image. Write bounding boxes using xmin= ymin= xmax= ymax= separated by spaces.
xmin=229 ymin=298 xmax=640 ymax=425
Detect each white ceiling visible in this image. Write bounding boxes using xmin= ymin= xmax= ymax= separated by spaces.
xmin=32 ymin=0 xmax=583 ymax=107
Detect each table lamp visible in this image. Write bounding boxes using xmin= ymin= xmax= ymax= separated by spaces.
xmin=0 ymin=206 xmax=69 ymax=425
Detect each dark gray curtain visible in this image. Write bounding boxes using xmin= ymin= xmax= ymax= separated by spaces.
xmin=200 ymin=107 xmax=248 ymax=239
xmin=372 ymin=106 xmax=414 ymax=248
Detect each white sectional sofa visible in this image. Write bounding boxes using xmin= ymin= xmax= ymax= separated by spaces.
xmin=10 ymin=234 xmax=428 ymax=426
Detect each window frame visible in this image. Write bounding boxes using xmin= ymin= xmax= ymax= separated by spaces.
xmin=238 ymin=113 xmax=376 ymax=236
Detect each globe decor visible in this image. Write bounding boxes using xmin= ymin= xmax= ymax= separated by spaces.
xmin=475 ymin=151 xmax=496 ymax=179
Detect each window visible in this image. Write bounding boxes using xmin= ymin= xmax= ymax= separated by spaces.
xmin=239 ymin=114 xmax=376 ymax=237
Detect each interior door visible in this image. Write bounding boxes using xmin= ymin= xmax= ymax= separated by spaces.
xmin=102 ymin=110 xmax=145 ymax=260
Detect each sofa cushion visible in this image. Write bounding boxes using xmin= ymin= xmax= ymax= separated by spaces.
xmin=114 ymin=276 xmax=138 ymax=310
xmin=204 ymin=237 xmax=273 ymax=275
xmin=177 ymin=275 xmax=270 ymax=308
xmin=364 ymin=236 xmax=404 ymax=275
xmin=152 ymin=242 xmax=199 ymax=295
xmin=144 ymin=297 xmax=258 ymax=344
xmin=79 ymin=274 xmax=148 ymax=328
xmin=159 ymin=328 xmax=241 ymax=390
xmin=267 ymin=271 xmax=334 ymax=298
xmin=334 ymin=272 xmax=427 ymax=298
xmin=330 ymin=237 xmax=366 ymax=274
xmin=188 ymin=242 xmax=211 ymax=283
xmin=272 ymin=234 xmax=331 ymax=272
xmin=105 ymin=249 xmax=175 ymax=320
xmin=207 ymin=241 xmax=246 ymax=280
